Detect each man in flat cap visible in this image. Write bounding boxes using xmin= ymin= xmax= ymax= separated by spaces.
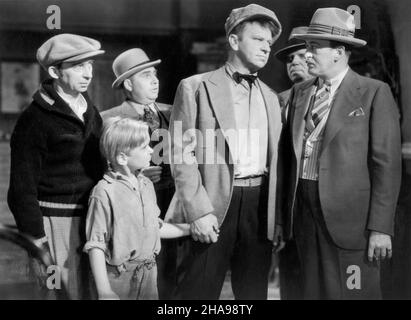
xmin=101 ymin=48 xmax=176 ymax=299
xmin=8 ymin=33 xmax=105 ymax=299
xmin=282 ymin=8 xmax=401 ymax=299
xmin=167 ymin=3 xmax=283 ymax=299
xmin=273 ymin=26 xmax=313 ymax=300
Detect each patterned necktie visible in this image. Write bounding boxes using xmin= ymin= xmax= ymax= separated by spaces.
xmin=142 ymin=105 xmax=160 ymax=132
xmin=311 ymin=80 xmax=331 ymax=127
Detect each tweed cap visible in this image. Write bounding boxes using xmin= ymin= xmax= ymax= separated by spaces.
xmin=293 ymin=8 xmax=366 ymax=47
xmin=275 ymin=26 xmax=308 ymax=61
xmin=224 ymin=3 xmax=282 ymax=42
xmin=112 ymin=48 xmax=161 ymax=88
xmin=36 ymin=33 xmax=105 ymax=69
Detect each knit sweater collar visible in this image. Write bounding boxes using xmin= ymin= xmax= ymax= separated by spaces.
xmin=33 ymin=79 xmax=97 ymax=127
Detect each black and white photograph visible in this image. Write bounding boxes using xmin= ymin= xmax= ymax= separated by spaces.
xmin=0 ymin=0 xmax=410 ymax=306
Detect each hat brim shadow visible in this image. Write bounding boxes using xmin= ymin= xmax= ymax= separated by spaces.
xmin=112 ymin=59 xmax=161 ymax=88
xmin=275 ymin=43 xmax=307 ymax=61
xmin=64 ymin=50 xmax=106 ymax=63
xmin=293 ymin=33 xmax=367 ymax=47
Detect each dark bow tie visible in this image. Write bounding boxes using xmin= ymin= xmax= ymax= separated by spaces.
xmin=233 ymin=72 xmax=257 ymax=87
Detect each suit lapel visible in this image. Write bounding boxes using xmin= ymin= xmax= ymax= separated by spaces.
xmin=292 ymin=78 xmax=317 ymax=160
xmin=321 ymin=69 xmax=363 ymax=155
xmin=205 ymin=67 xmax=237 ymax=151
xmin=258 ymin=80 xmax=279 ymax=163
xmin=120 ymin=100 xmax=141 ymax=118
xmin=205 ymin=67 xmax=236 ymax=132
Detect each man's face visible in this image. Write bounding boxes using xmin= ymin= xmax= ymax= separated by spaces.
xmin=286 ymin=48 xmax=311 ymax=83
xmin=235 ymin=22 xmax=274 ymax=73
xmin=305 ymin=39 xmax=336 ymax=77
xmin=128 ymin=67 xmax=159 ymax=105
xmin=57 ymin=60 xmax=94 ymax=94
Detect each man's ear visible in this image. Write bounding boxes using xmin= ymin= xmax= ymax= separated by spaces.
xmin=48 ymin=66 xmax=60 ymax=79
xmin=116 ymin=152 xmax=128 ymax=166
xmin=334 ymin=46 xmax=345 ymax=62
xmin=228 ymin=33 xmax=240 ymax=51
xmin=123 ymin=79 xmax=133 ymax=92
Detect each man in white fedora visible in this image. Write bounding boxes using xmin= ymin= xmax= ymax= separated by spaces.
xmin=168 ymin=3 xmax=284 ymax=299
xmin=282 ymin=8 xmax=402 ymax=299
xmin=8 ymin=33 xmax=106 ymax=299
xmin=101 ymin=48 xmax=176 ymax=299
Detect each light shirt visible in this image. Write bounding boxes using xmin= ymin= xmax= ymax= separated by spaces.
xmin=225 ymin=63 xmax=268 ymax=178
xmin=300 ymin=67 xmax=349 ymax=180
xmin=84 ymin=170 xmax=161 ymax=266
xmin=55 ymin=86 xmax=88 ymax=122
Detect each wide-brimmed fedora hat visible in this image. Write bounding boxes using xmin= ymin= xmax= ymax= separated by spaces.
xmin=275 ymin=26 xmax=308 ymax=61
xmin=225 ymin=3 xmax=282 ymax=42
xmin=36 ymin=33 xmax=105 ymax=69
xmin=293 ymin=7 xmax=366 ymax=47
xmin=112 ymin=48 xmax=161 ymax=88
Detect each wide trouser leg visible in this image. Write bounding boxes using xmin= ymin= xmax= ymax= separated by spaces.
xmin=43 ymin=216 xmax=89 ymax=300
xmin=174 ymin=184 xmax=271 ymax=300
xmin=173 ymin=188 xmax=241 ymax=300
xmin=279 ymin=239 xmax=303 ymax=299
xmin=293 ymin=179 xmax=381 ymax=300
xmin=231 ymin=184 xmax=272 ymax=300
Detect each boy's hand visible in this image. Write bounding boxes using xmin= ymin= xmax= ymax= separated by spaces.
xmin=190 ymin=213 xmax=219 ymax=243
xmin=141 ymin=166 xmax=162 ymax=183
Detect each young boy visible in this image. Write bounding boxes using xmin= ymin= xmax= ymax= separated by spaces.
xmin=84 ymin=117 xmax=190 ymax=300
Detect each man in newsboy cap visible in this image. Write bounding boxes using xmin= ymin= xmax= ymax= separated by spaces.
xmin=167 ymin=4 xmax=284 ymax=299
xmin=8 ymin=33 xmax=105 ymax=299
xmin=281 ymin=8 xmax=401 ymax=299
xmin=101 ymin=48 xmax=177 ymax=299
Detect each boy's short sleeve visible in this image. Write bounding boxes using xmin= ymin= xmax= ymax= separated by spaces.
xmin=83 ymin=194 xmax=112 ymax=254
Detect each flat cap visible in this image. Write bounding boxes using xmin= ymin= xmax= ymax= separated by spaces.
xmin=224 ymin=3 xmax=282 ymax=41
xmin=36 ymin=33 xmax=105 ymax=69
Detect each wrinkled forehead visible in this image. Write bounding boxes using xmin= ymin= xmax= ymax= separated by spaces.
xmin=241 ymin=20 xmax=275 ymax=38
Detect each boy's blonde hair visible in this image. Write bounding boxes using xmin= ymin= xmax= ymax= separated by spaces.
xmin=100 ymin=116 xmax=150 ymax=165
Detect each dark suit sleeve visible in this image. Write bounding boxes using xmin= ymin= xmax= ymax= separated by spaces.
xmin=276 ymin=87 xmax=295 ymax=228
xmin=169 ymin=79 xmax=214 ymax=223
xmin=7 ymin=111 xmax=47 ymax=238
xmin=367 ymin=83 xmax=402 ymax=235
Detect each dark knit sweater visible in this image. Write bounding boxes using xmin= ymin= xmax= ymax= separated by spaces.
xmin=8 ymin=79 xmax=105 ymax=238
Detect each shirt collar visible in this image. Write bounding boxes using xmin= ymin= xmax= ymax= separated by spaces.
xmin=320 ymin=67 xmax=349 ymax=95
xmin=103 ymin=170 xmax=147 ymax=186
xmin=54 ymin=84 xmax=86 ymax=109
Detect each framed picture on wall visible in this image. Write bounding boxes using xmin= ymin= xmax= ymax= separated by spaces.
xmin=1 ymin=62 xmax=40 ymax=113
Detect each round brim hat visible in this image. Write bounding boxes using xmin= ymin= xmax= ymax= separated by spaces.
xmin=112 ymin=48 xmax=161 ymax=88
xmin=275 ymin=26 xmax=308 ymax=61
xmin=293 ymin=7 xmax=366 ymax=47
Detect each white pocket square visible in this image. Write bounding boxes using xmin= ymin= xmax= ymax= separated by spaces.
xmin=348 ymin=107 xmax=365 ymax=117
